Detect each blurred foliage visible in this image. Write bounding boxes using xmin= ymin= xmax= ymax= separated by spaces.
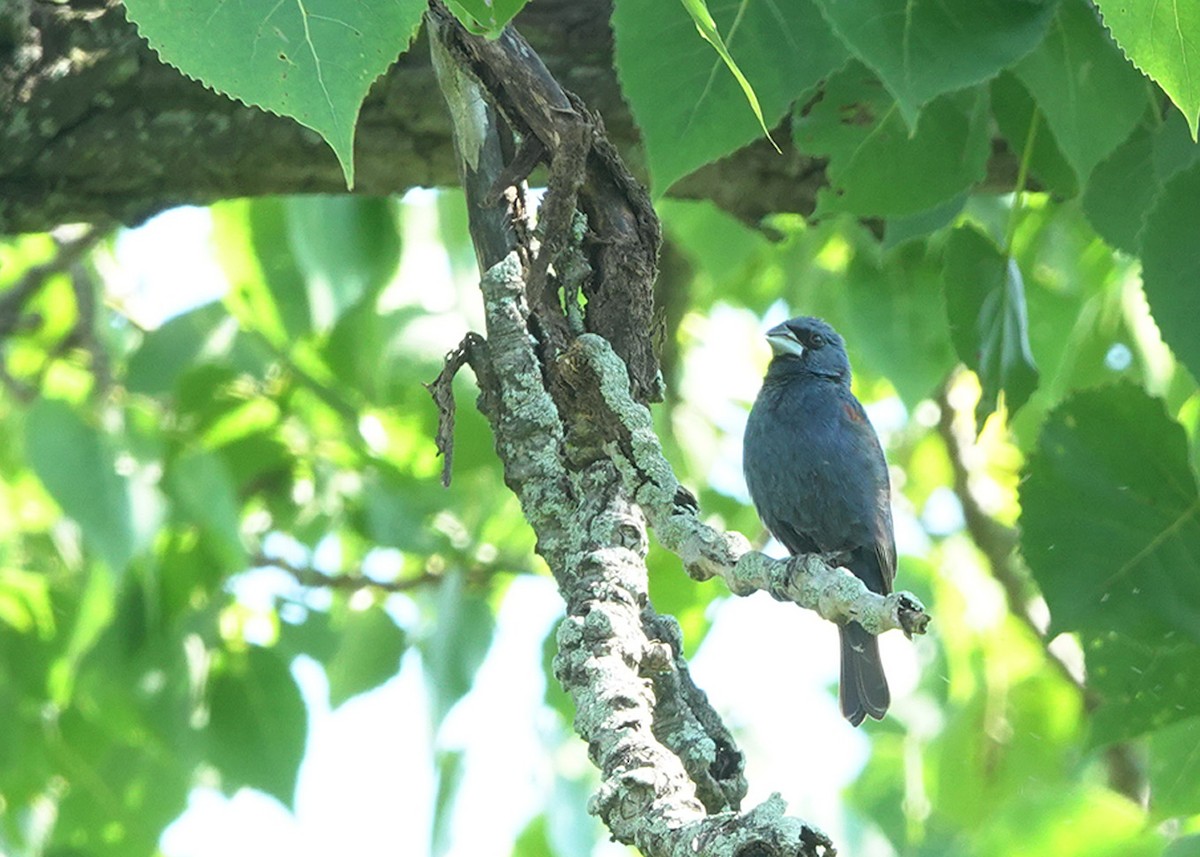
xmin=0 ymin=196 xmax=535 ymax=855
xmin=4 ymin=2 xmax=1200 ymax=856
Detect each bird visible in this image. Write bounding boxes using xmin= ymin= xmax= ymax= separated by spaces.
xmin=742 ymin=316 xmax=895 ymax=726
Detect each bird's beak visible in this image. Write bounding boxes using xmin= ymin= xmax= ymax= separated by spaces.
xmin=765 ymin=323 xmax=805 ymax=359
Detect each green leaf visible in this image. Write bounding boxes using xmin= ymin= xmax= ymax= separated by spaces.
xmin=167 ymin=448 xmax=246 ymax=573
xmin=1021 ymin=385 xmax=1200 ymax=738
xmin=1082 ymin=124 xmax=1157 ymax=254
xmin=1084 ymin=630 xmax=1200 ymax=743
xmin=361 ymin=466 xmax=440 ymax=552
xmin=207 ymin=645 xmax=307 ymax=806
xmin=324 ymin=304 xmax=427 ymax=405
xmin=1094 ymin=0 xmax=1200 ymax=139
xmin=152 ymin=534 xmax=230 ymax=617
xmin=284 ymin=195 xmax=401 ymax=331
xmin=53 ymin=707 xmax=193 ymax=857
xmin=1012 ymin=0 xmax=1150 ymax=184
xmin=221 ymin=196 xmax=401 ymax=337
xmin=431 ymin=749 xmax=466 ymax=857
xmin=676 ymin=0 xmax=780 ymax=153
xmin=990 ymin=72 xmax=1079 ymax=199
xmin=795 ymin=65 xmax=991 ymax=217
xmin=216 ymin=431 xmax=294 ymax=499
xmin=510 ymin=815 xmax=555 ymax=857
xmin=26 ymin=400 xmax=135 ymax=572
xmin=1141 ymin=161 xmax=1200 ymax=384
xmin=842 ymin=239 xmax=958 ymax=407
xmin=1167 ymin=836 xmax=1200 ymax=857
xmin=658 ymin=199 xmax=774 ymax=312
xmin=278 ymin=609 xmax=339 ymax=664
xmin=971 ymin=785 xmax=1160 ymax=857
xmin=444 ymin=0 xmax=529 ymax=37
xmin=1149 ymin=717 xmax=1200 ymax=818
xmin=611 ymin=0 xmax=848 ymax=192
xmin=882 ymin=193 xmax=967 ymax=251
xmin=810 ymin=0 xmax=1057 ymax=128
xmin=942 ymin=226 xmax=1039 ymax=427
xmin=214 ymin=198 xmax=310 ymax=343
xmin=325 ymin=605 xmax=406 ymax=707
xmin=1153 ymin=110 xmax=1200 ymax=181
xmin=1006 ymin=201 xmax=1130 ymax=444
xmin=849 ymin=247 xmax=960 ymax=408
xmin=122 ymin=0 xmax=427 ymax=187
xmin=929 ymin=668 xmax=1084 ymax=831
xmin=51 ymin=564 xmax=120 ymax=708
xmin=126 ymin=303 xmax=239 ymax=396
xmin=417 ymin=571 xmax=495 ymax=725
xmin=0 ymin=568 xmax=54 ymax=636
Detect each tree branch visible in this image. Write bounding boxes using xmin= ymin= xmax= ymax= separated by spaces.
xmin=0 ymin=224 xmax=104 ymax=336
xmin=0 ymin=224 xmax=108 ymax=399
xmin=256 ymin=553 xmax=446 ymax=594
xmin=427 ymin=0 xmax=662 ymax=403
xmin=0 ymin=0 xmax=1029 ymax=236
xmin=428 ymin=8 xmax=837 ymax=853
xmin=472 ymin=250 xmax=832 ymax=857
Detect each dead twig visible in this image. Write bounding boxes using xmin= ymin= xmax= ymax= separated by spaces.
xmin=424 ymin=332 xmax=487 ymax=487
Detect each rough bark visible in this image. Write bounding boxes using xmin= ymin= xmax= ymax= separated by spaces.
xmin=427 ymin=8 xmax=928 ymax=855
xmin=0 ymin=0 xmax=1020 ymax=235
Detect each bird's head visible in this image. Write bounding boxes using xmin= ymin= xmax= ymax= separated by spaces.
xmin=765 ymin=316 xmax=851 ymax=382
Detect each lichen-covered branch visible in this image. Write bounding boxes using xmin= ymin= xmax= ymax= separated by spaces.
xmin=429 ymin=7 xmax=840 ymax=854
xmin=472 ymin=252 xmax=831 ymax=857
xmin=426 ymin=2 xmax=664 ymax=403
xmin=470 ymin=254 xmax=575 ymax=572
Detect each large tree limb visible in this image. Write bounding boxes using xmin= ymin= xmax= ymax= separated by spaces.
xmin=427 ymin=0 xmax=661 ymax=403
xmin=471 ymin=249 xmax=834 ymax=857
xmin=429 ymin=1 xmax=757 ymax=829
xmin=0 ymin=0 xmax=1025 ymax=235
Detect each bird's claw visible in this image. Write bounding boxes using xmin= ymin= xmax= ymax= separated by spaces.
xmin=895 ymin=593 xmax=930 ymax=639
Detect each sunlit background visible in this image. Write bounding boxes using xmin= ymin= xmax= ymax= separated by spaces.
xmin=101 ymin=192 xmax=939 ymax=857
xmin=106 ymin=195 xmax=924 ymax=857
xmin=2 ymin=182 xmax=1177 ymax=857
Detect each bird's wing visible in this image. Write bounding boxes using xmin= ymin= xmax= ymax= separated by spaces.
xmin=771 ymin=520 xmax=821 ymax=557
xmin=874 ymin=497 xmax=897 ymax=594
xmin=840 ymin=392 xmax=897 ymax=594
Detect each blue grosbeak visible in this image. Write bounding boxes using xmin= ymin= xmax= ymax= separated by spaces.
xmin=743 ymin=316 xmax=895 ymax=726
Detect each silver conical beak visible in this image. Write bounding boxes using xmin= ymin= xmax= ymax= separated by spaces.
xmin=765 ymin=323 xmax=804 ymax=359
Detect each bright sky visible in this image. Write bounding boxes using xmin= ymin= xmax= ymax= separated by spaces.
xmin=115 ymin=197 xmax=924 ymax=857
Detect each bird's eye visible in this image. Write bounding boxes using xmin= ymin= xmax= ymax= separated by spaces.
xmin=809 ymin=332 xmax=825 ymax=348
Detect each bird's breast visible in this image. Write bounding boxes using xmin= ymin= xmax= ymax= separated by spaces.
xmin=743 ymin=378 xmax=884 ymax=553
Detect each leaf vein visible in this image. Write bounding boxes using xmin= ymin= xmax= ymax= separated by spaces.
xmin=1102 ymin=496 xmax=1200 ymax=591
xmin=295 ymin=0 xmax=338 ymax=123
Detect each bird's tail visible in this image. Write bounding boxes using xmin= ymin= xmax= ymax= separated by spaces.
xmin=839 ymin=622 xmax=890 ymax=726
